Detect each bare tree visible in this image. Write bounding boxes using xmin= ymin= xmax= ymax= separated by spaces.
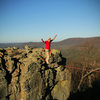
xmin=77 ymin=42 xmax=100 ymax=91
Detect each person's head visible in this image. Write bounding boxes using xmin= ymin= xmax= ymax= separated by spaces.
xmin=48 ymin=38 xmax=51 ymax=42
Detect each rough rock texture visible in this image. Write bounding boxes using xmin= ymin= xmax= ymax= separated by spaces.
xmin=0 ymin=47 xmax=71 ymax=100
xmin=0 ymin=58 xmax=8 ymax=100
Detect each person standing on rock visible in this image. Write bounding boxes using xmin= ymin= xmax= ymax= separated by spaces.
xmin=41 ymin=35 xmax=57 ymax=64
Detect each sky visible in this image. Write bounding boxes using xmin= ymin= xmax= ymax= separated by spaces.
xmin=0 ymin=0 xmax=100 ymax=43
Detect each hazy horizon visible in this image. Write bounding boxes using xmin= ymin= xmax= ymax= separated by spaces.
xmin=0 ymin=0 xmax=100 ymax=43
xmin=0 ymin=36 xmax=100 ymax=44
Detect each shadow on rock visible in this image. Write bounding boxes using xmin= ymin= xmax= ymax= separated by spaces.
xmin=68 ymin=80 xmax=100 ymax=100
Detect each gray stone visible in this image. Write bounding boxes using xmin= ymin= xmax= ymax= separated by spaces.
xmin=0 ymin=48 xmax=71 ymax=100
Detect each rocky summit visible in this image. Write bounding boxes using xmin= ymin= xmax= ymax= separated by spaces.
xmin=0 ymin=46 xmax=71 ymax=100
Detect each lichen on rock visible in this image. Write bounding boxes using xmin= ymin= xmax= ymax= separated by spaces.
xmin=0 ymin=47 xmax=71 ymax=100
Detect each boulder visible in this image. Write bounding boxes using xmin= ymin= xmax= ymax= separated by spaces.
xmin=0 ymin=48 xmax=71 ymax=100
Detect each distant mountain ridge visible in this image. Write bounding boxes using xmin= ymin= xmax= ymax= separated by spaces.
xmin=0 ymin=37 xmax=100 ymax=48
xmin=54 ymin=37 xmax=100 ymax=49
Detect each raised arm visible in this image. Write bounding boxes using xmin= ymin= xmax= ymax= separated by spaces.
xmin=52 ymin=35 xmax=57 ymax=41
xmin=41 ymin=38 xmax=45 ymax=43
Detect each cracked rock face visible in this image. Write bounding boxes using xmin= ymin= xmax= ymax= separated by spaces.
xmin=0 ymin=48 xmax=71 ymax=100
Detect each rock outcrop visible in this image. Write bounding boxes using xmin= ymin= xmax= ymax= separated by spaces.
xmin=0 ymin=47 xmax=71 ymax=100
